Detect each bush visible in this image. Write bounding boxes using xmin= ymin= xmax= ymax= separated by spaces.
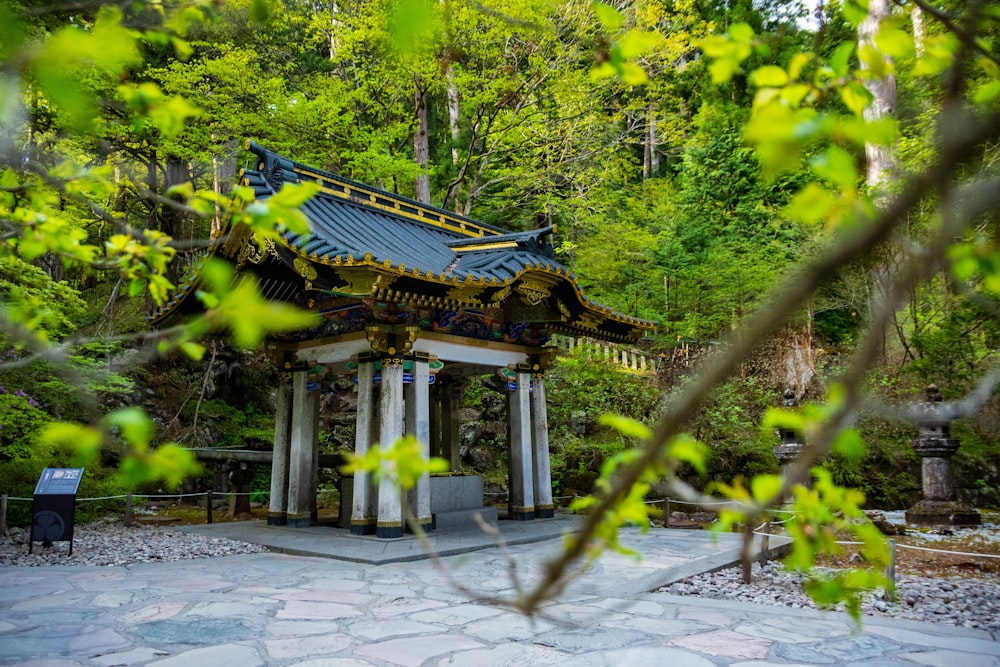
xmin=0 ymin=392 xmax=50 ymax=460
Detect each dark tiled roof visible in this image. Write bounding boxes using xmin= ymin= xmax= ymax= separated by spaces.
xmin=150 ymin=142 xmax=655 ymax=341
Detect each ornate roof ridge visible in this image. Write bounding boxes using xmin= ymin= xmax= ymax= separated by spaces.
xmin=246 ymin=140 xmax=505 ymax=240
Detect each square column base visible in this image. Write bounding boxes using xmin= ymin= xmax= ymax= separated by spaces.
xmin=350 ymin=519 xmax=376 ymax=536
xmin=535 ymin=505 xmax=555 ymax=519
xmin=267 ymin=513 xmax=287 ymax=526
xmin=376 ymin=522 xmax=404 ymax=539
xmin=286 ymin=513 xmax=312 ymax=528
xmin=511 ymin=506 xmax=535 ymax=521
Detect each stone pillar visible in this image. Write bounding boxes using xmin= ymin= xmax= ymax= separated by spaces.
xmin=531 ymin=374 xmax=554 ymax=518
xmin=309 ymin=371 xmax=320 ymax=523
xmin=508 ymin=366 xmax=535 ymax=520
xmin=429 ymin=381 xmax=441 ymax=460
xmin=268 ymin=375 xmax=292 ymax=525
xmin=441 ymin=378 xmax=462 ymax=472
xmin=773 ymin=389 xmax=804 ymax=477
xmin=351 ymin=354 xmax=377 ymax=535
xmin=286 ymin=369 xmax=317 ymax=528
xmin=905 ymin=385 xmax=980 ymax=526
xmin=377 ymin=359 xmax=405 ymax=538
xmin=405 ymin=354 xmax=433 ymax=531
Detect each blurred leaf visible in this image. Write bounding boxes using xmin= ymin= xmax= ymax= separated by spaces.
xmin=751 ymin=65 xmax=789 ymax=87
xmin=593 ymin=2 xmax=622 ymax=31
xmin=598 ymin=413 xmax=652 ymax=440
xmin=832 ymin=428 xmax=866 ymax=462
xmin=106 ymin=407 xmax=153 ymax=449
xmin=751 ymin=473 xmax=783 ymax=504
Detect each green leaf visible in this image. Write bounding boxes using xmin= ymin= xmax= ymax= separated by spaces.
xmin=832 ymin=428 xmax=866 ymax=462
xmin=839 ymin=82 xmax=872 ymax=116
xmin=751 ymin=474 xmax=783 ymax=505
xmin=809 ymin=146 xmax=859 ymax=189
xmin=598 ymin=413 xmax=652 ymax=440
xmin=619 ymin=29 xmax=661 ymax=59
xmin=180 ymin=341 xmax=206 ymax=360
xmin=842 ymin=0 xmax=869 ymax=26
xmin=593 ymin=2 xmax=623 ymax=31
xmin=106 ymin=407 xmax=154 ymax=449
xmin=829 ymin=42 xmax=855 ymax=77
xmin=666 ymin=434 xmax=708 ymax=475
xmin=875 ymin=24 xmax=914 ymax=59
xmin=973 ymin=80 xmax=1000 ymax=105
xmin=39 ymin=422 xmax=102 ymax=464
xmin=389 ymin=0 xmax=439 ymax=56
xmin=750 ymin=65 xmax=789 ymax=87
xmin=784 ymin=183 xmax=839 ymax=225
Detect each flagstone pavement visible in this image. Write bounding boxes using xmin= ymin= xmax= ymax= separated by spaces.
xmin=1 ymin=517 xmax=997 ymax=666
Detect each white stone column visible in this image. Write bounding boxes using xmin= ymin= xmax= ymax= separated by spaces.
xmin=287 ymin=370 xmax=317 ymax=528
xmin=351 ymin=355 xmax=377 ymax=535
xmin=377 ymin=360 xmax=405 ymax=538
xmin=267 ymin=374 xmax=292 ymax=526
xmin=531 ymin=375 xmax=554 ymax=518
xmin=508 ymin=368 xmax=535 ymax=520
xmin=405 ymin=354 xmax=433 ymax=531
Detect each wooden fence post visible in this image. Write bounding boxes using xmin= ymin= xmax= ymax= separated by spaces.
xmin=886 ymin=538 xmax=897 ymax=601
xmin=124 ymin=493 xmax=133 ymax=527
xmin=206 ymin=490 xmax=214 ymax=524
xmin=759 ymin=519 xmax=771 ymax=568
xmin=1 ymin=494 xmax=7 ymax=537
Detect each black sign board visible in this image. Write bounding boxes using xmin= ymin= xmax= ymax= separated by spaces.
xmin=30 ymin=468 xmax=84 ymax=556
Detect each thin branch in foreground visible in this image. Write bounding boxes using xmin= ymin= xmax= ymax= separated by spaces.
xmin=514 ymin=106 xmax=1000 ymax=615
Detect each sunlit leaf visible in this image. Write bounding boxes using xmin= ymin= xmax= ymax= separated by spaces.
xmin=106 ymin=407 xmax=154 ymax=449
xmin=810 ymin=146 xmax=859 ymax=188
xmin=593 ymin=2 xmax=622 ymax=31
xmin=750 ymin=65 xmax=789 ymax=87
xmin=751 ymin=474 xmax=783 ymax=504
xmin=598 ymin=413 xmax=652 ymax=440
xmin=832 ymin=428 xmax=866 ymax=462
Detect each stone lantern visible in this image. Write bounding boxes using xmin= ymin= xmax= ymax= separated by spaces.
xmin=773 ymin=389 xmax=804 ymax=475
xmin=904 ymin=385 xmax=980 ymax=526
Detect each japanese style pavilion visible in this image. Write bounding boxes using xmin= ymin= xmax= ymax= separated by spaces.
xmin=151 ymin=141 xmax=654 ymax=538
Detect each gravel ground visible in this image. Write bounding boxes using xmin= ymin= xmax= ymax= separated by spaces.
xmin=0 ymin=519 xmax=268 ymax=567
xmin=664 ymin=561 xmax=1000 ymax=633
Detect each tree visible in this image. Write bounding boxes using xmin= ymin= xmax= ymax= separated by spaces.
xmin=1 ymin=0 xmax=321 ymax=485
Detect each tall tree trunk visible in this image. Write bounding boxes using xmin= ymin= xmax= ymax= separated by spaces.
xmin=912 ymin=5 xmax=925 ymax=58
xmin=147 ymin=148 xmax=158 ymax=230
xmin=328 ymin=0 xmax=340 ymax=61
xmin=858 ymin=0 xmax=898 ymax=190
xmin=642 ymin=102 xmax=659 ymax=180
xmin=413 ymin=81 xmax=431 ymax=204
xmin=445 ymin=67 xmax=464 ymax=212
xmin=859 ymin=0 xmax=899 ymax=356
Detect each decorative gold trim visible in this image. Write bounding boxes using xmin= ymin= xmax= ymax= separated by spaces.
xmin=453 ymin=241 xmax=518 ymax=252
xmin=293 ymin=256 xmax=318 ymax=283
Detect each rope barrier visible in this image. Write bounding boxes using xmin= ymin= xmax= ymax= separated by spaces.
xmin=895 ymin=542 xmax=1000 ymax=559
xmin=1 ymin=490 xmax=269 ymax=502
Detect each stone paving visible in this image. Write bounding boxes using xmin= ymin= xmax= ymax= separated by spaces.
xmin=1 ymin=523 xmax=998 ymax=666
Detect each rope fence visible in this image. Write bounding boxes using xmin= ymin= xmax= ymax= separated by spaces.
xmin=0 ymin=489 xmax=272 ymax=532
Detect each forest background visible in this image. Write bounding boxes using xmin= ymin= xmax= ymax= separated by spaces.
xmin=2 ymin=0 xmax=1000 ymax=608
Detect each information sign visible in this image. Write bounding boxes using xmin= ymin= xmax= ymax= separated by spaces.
xmin=29 ymin=468 xmax=84 ymax=556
